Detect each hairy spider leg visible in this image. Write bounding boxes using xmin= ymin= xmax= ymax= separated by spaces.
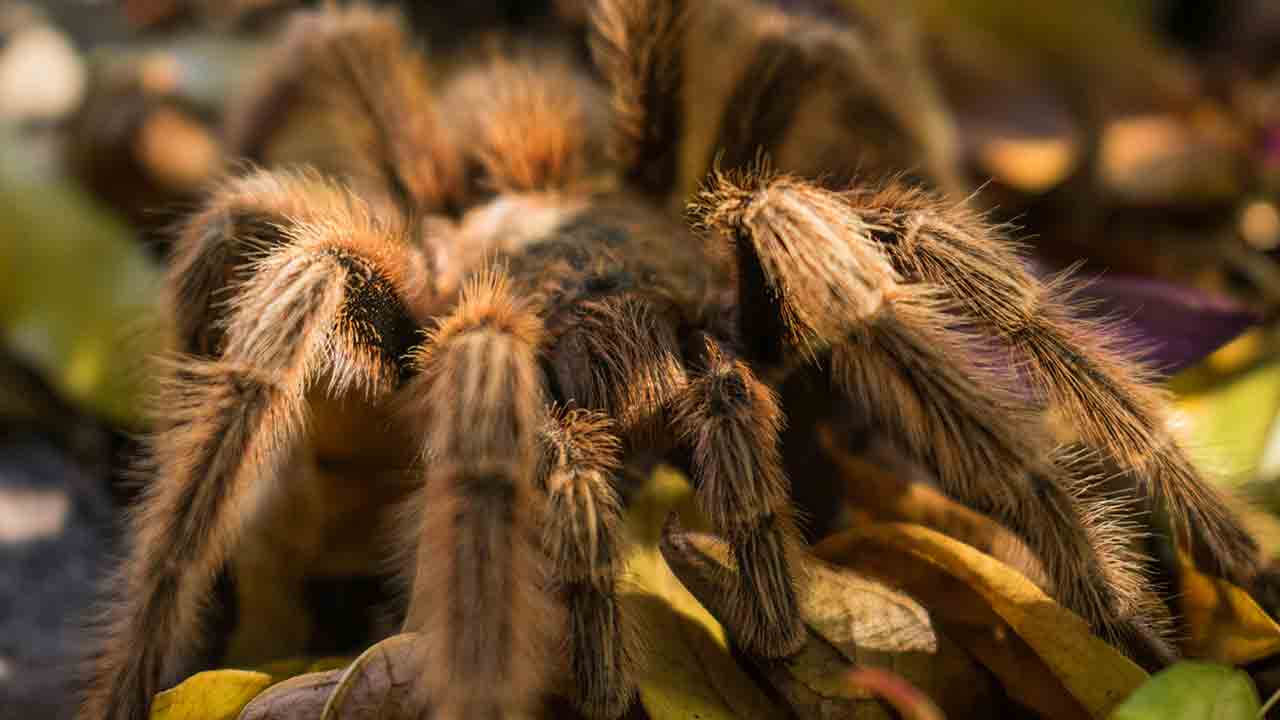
xmin=83 ymin=197 xmax=420 ymax=720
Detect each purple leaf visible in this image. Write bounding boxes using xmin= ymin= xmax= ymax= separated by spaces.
xmin=1030 ymin=261 xmax=1260 ymax=376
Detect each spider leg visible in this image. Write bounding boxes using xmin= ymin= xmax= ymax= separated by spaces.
xmin=442 ymin=55 xmax=601 ymax=195
xmin=845 ymin=187 xmax=1260 ymax=585
xmin=696 ymin=0 xmax=953 ymax=191
xmin=545 ymin=294 xmax=688 ymax=442
xmin=81 ymin=207 xmax=420 ymax=720
xmin=225 ymin=4 xmax=463 ymax=214
xmin=167 ymin=169 xmax=426 ymax=357
xmin=673 ymin=335 xmax=806 ymax=657
xmin=401 ymin=269 xmax=556 ymax=719
xmin=589 ymin=0 xmax=686 ymax=199
xmin=691 ymin=172 xmax=1173 ymax=664
xmin=538 ymin=407 xmax=636 ymax=719
xmin=549 ymin=290 xmax=806 ymax=659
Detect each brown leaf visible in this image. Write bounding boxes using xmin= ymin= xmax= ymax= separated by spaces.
xmin=814 ymin=523 xmax=1148 ymax=720
xmin=320 ymin=634 xmax=420 ymax=719
xmin=663 ymin=531 xmax=998 ymax=718
xmin=238 ymin=670 xmax=343 ymax=720
xmin=818 ymin=425 xmax=1048 ymax=588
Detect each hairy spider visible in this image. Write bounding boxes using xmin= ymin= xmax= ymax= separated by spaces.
xmin=82 ymin=1 xmax=1261 ymax=718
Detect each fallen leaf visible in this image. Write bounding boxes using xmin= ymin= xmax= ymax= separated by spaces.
xmin=321 ymin=633 xmax=420 ymax=719
xmin=1107 ymin=662 xmax=1260 ymax=720
xmin=151 ymin=670 xmax=275 ymax=720
xmin=817 ymin=424 xmax=1049 ymax=588
xmin=238 ymin=670 xmax=343 ymax=720
xmin=150 ymin=658 xmax=352 ymax=719
xmin=1176 ymin=551 xmax=1280 ymax=666
xmin=664 ymin=531 xmax=998 ymax=719
xmin=622 ymin=468 xmax=788 ymax=720
xmin=815 ymin=522 xmax=1148 ymax=719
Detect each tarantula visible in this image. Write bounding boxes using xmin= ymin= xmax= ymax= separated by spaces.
xmin=82 ymin=1 xmax=1262 ymax=718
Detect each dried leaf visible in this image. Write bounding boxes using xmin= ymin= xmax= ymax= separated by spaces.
xmin=1176 ymin=550 xmax=1280 ymax=666
xmin=815 ymin=522 xmax=1148 ymax=720
xmin=664 ymin=531 xmax=997 ymax=719
xmin=818 ymin=424 xmax=1048 ymax=587
xmin=238 ymin=670 xmax=343 ymax=720
xmin=320 ymin=633 xmax=420 ymax=719
xmin=623 ymin=468 xmax=788 ymax=720
xmin=1107 ymin=662 xmax=1260 ymax=720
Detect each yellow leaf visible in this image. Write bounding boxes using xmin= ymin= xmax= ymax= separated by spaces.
xmin=622 ymin=467 xmax=788 ymax=720
xmin=818 ymin=424 xmax=1048 ymax=587
xmin=1176 ymin=550 xmax=1280 ymax=665
xmin=150 ymin=656 xmax=353 ymax=720
xmin=665 ymin=531 xmax=999 ymax=718
xmin=150 ymin=670 xmax=274 ymax=720
xmin=816 ymin=523 xmax=1148 ymax=719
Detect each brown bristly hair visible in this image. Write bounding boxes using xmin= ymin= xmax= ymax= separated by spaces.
xmin=84 ymin=214 xmax=415 ymax=719
xmin=443 ymin=53 xmax=604 ymax=194
xmin=538 ymin=406 xmax=638 ymax=718
xmin=224 ymin=5 xmax=463 ymax=215
xmin=401 ymin=267 xmax=557 ymax=719
xmin=842 ymin=183 xmax=1260 ymax=585
xmin=691 ymin=170 xmax=1171 ymax=662
xmin=673 ymin=336 xmax=806 ymax=657
xmin=589 ymin=0 xmax=687 ymax=197
xmin=545 ymin=294 xmax=688 ymax=441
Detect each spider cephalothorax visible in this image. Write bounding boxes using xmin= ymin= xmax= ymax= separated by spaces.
xmin=82 ymin=1 xmax=1261 ymax=719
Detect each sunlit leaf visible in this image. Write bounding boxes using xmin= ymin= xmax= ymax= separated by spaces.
xmin=817 ymin=424 xmax=1048 ymax=587
xmin=1173 ymin=355 xmax=1280 ymax=487
xmin=1175 ymin=550 xmax=1280 ymax=665
xmin=1107 ymin=662 xmax=1260 ymax=720
xmin=150 ymin=670 xmax=275 ymax=720
xmin=150 ymin=658 xmax=352 ymax=719
xmin=622 ymin=468 xmax=788 ymax=720
xmin=664 ymin=531 xmax=998 ymax=718
xmin=816 ymin=523 xmax=1148 ymax=720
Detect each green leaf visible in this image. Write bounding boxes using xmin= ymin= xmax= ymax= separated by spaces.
xmin=0 ymin=125 xmax=162 ymax=424
xmin=1174 ymin=355 xmax=1280 ymax=488
xmin=1108 ymin=662 xmax=1260 ymax=720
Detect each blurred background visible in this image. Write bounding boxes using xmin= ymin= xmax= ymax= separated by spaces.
xmin=2 ymin=0 xmax=1280 ymax=717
